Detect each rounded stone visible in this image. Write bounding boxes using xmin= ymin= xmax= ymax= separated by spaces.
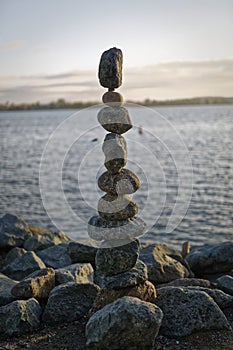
xmin=98 ymin=47 xmax=123 ymax=89
xmin=98 ymin=169 xmax=140 ymax=195
xmin=102 ymin=133 xmax=127 ymax=174
xmin=95 ymin=239 xmax=140 ymax=276
xmin=98 ymin=194 xmax=138 ymax=221
xmin=87 ymin=215 xmax=147 ymax=245
xmin=97 ymin=106 xmax=132 ymax=134
xmin=102 ymin=91 xmax=123 ymax=107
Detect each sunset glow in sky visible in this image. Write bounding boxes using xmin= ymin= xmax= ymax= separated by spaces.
xmin=0 ymin=0 xmax=233 ymax=102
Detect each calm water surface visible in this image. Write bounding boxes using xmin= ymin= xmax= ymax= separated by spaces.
xmin=0 ymin=105 xmax=232 ymax=249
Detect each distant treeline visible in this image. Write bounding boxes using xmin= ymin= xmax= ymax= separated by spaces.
xmin=0 ymin=97 xmax=233 ymax=111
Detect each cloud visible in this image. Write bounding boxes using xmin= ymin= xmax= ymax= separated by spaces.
xmin=0 ymin=59 xmax=233 ymax=103
xmin=0 ymin=40 xmax=23 ymax=51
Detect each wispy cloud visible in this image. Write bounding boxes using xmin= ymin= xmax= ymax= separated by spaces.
xmin=0 ymin=40 xmax=23 ymax=51
xmin=0 ymin=59 xmax=232 ymax=103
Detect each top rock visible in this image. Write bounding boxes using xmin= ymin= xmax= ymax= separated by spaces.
xmin=98 ymin=47 xmax=123 ymax=89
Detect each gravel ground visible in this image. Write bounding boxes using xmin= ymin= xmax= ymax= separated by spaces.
xmin=0 ymin=309 xmax=233 ymax=350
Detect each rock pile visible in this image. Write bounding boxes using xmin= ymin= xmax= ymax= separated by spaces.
xmin=88 ymin=48 xmax=148 ymax=296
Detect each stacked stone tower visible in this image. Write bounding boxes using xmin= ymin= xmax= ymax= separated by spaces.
xmin=88 ymin=47 xmax=149 ymax=294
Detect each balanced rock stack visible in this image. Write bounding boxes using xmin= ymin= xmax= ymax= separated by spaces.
xmin=87 ymin=48 xmax=151 ymax=301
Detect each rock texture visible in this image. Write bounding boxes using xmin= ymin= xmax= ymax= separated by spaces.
xmin=88 ymin=215 xmax=146 ymax=243
xmin=102 ymin=91 xmax=123 ymax=107
xmin=0 ymin=273 xmax=17 ymax=306
xmin=55 ymin=263 xmax=94 ymax=284
xmin=140 ymin=243 xmax=190 ymax=284
xmin=98 ymin=194 xmax=138 ymax=221
xmin=94 ymin=260 xmax=148 ymax=289
xmin=217 ymin=275 xmax=233 ymax=295
xmin=2 ymin=251 xmax=46 ymax=280
xmin=86 ymin=296 xmax=163 ymax=350
xmin=37 ymin=242 xmax=71 ymax=269
xmin=98 ymin=47 xmax=123 ymax=89
xmin=67 ymin=241 xmax=97 ymax=266
xmin=155 ymin=287 xmax=231 ymax=337
xmin=0 ymin=298 xmax=41 ymax=335
xmin=11 ymin=267 xmax=55 ymax=299
xmin=102 ymin=133 xmax=127 ymax=173
xmin=97 ymin=106 xmax=132 ymax=134
xmin=95 ymin=239 xmax=140 ymax=276
xmin=0 ymin=213 xmax=32 ymax=249
xmin=186 ymin=241 xmax=233 ymax=275
xmin=42 ymin=282 xmax=99 ymax=324
xmin=98 ymin=168 xmax=139 ymax=195
xmin=91 ymin=280 xmax=156 ymax=314
xmin=24 ymin=231 xmax=70 ymax=251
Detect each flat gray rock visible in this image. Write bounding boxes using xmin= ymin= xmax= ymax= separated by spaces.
xmin=42 ymin=282 xmax=99 ymax=324
xmin=86 ymin=296 xmax=163 ymax=350
xmin=95 ymin=239 xmax=140 ymax=276
xmin=98 ymin=47 xmax=123 ymax=89
xmin=0 ymin=298 xmax=41 ymax=335
xmin=102 ymin=133 xmax=127 ymax=173
xmin=55 ymin=263 xmax=93 ymax=284
xmin=24 ymin=231 xmax=70 ymax=251
xmin=155 ymin=287 xmax=231 ymax=337
xmin=186 ymin=241 xmax=233 ymax=275
xmin=217 ymin=275 xmax=233 ymax=295
xmin=0 ymin=213 xmax=32 ymax=249
xmin=2 ymin=251 xmax=46 ymax=280
xmin=11 ymin=267 xmax=55 ymax=299
xmin=88 ymin=215 xmax=147 ymax=246
xmin=67 ymin=241 xmax=97 ymax=266
xmin=0 ymin=273 xmax=17 ymax=306
xmin=97 ymin=106 xmax=132 ymax=134
xmin=140 ymin=243 xmax=190 ymax=284
xmin=94 ymin=260 xmax=148 ymax=290
xmin=37 ymin=242 xmax=71 ymax=269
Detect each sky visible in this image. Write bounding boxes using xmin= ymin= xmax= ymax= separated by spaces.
xmin=0 ymin=0 xmax=233 ymax=103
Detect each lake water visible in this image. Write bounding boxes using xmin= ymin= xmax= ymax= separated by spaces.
xmin=0 ymin=104 xmax=232 ymax=249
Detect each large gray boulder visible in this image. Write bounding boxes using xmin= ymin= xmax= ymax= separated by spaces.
xmin=86 ymin=296 xmax=163 ymax=350
xmin=216 ymin=275 xmax=233 ymax=295
xmin=11 ymin=267 xmax=55 ymax=299
xmin=37 ymin=242 xmax=71 ymax=268
xmin=42 ymin=282 xmax=99 ymax=324
xmin=0 ymin=213 xmax=32 ymax=249
xmin=0 ymin=298 xmax=41 ymax=335
xmin=24 ymin=231 xmax=70 ymax=251
xmin=94 ymin=260 xmax=148 ymax=289
xmin=140 ymin=243 xmax=190 ymax=284
xmin=186 ymin=242 xmax=233 ymax=275
xmin=155 ymin=287 xmax=231 ymax=337
xmin=2 ymin=251 xmax=46 ymax=280
xmin=55 ymin=263 xmax=94 ymax=284
xmin=67 ymin=241 xmax=97 ymax=266
xmin=0 ymin=273 xmax=17 ymax=306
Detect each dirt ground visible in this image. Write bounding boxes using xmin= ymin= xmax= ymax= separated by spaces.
xmin=0 ymin=309 xmax=233 ymax=350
